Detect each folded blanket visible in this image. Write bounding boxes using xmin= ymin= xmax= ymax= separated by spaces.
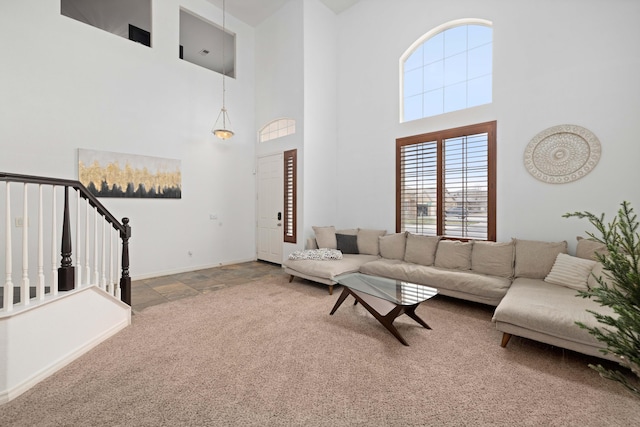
xmin=288 ymin=249 xmax=343 ymax=261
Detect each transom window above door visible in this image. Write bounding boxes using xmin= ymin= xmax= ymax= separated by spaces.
xmin=259 ymin=118 xmax=296 ymax=142
xmin=401 ymin=19 xmax=493 ymax=122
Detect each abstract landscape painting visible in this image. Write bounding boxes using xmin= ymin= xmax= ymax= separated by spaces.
xmin=78 ymin=149 xmax=181 ymax=199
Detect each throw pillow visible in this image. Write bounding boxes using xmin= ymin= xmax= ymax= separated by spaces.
xmin=434 ymin=240 xmax=473 ymax=270
xmin=587 ymin=262 xmax=616 ymax=290
xmin=288 ymin=248 xmax=343 ymax=261
xmin=312 ymin=226 xmax=337 ymax=249
xmin=471 ymin=240 xmax=515 ymax=278
xmin=514 ymin=239 xmax=568 ymax=279
xmin=404 ymin=234 xmax=441 ymax=266
xmin=575 ymin=236 xmax=608 ymax=261
xmin=357 ymin=228 xmax=387 ymax=255
xmin=379 ymin=232 xmax=407 ymax=260
xmin=336 ymin=228 xmax=358 ymax=236
xmin=336 ymin=233 xmax=359 ymax=254
xmin=545 ymin=253 xmax=597 ymax=291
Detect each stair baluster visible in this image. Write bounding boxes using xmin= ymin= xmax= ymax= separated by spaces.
xmin=4 ymin=182 xmax=14 ymax=312
xmin=37 ymin=184 xmax=45 ymax=300
xmin=120 ymin=218 xmax=131 ymax=305
xmin=51 ymin=186 xmax=58 ymax=296
xmin=58 ymin=186 xmax=74 ymax=291
xmin=21 ymin=183 xmax=29 ymax=305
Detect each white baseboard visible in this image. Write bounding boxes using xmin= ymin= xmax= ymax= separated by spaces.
xmin=131 ymin=257 xmax=257 ymax=281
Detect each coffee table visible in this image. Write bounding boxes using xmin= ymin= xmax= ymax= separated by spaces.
xmin=330 ymin=273 xmax=438 ymax=346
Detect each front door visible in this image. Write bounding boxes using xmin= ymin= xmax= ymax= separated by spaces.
xmin=256 ymin=154 xmax=283 ymax=264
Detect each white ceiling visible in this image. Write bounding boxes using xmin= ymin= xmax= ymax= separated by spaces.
xmin=206 ymin=0 xmax=360 ymax=27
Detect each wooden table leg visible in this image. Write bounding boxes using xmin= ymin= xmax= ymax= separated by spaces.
xmin=330 ymin=288 xmax=432 ymax=346
xmin=376 ymin=305 xmax=410 ymax=346
xmin=351 ymin=292 xmax=410 ymax=346
xmin=405 ymin=304 xmax=431 ymax=329
xmin=329 ymin=287 xmax=351 ymax=315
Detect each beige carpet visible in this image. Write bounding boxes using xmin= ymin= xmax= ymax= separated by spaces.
xmin=1 ymin=276 xmax=638 ymax=426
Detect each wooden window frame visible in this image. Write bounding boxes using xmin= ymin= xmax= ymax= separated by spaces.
xmin=396 ymin=121 xmax=496 ymax=241
xmin=283 ymin=149 xmax=297 ymax=243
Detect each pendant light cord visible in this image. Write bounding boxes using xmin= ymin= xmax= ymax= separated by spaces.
xmin=221 ymin=0 xmax=227 ymax=127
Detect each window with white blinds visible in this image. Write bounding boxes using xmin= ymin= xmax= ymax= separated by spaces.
xmin=396 ymin=121 xmax=496 ymax=241
xmin=398 ymin=141 xmax=438 ymax=236
xmin=283 ymin=149 xmax=297 ymax=243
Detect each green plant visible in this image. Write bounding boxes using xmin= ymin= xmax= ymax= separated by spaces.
xmin=564 ymin=201 xmax=640 ymax=397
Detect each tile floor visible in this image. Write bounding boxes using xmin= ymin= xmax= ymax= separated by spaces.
xmin=130 ymin=261 xmax=289 ymax=313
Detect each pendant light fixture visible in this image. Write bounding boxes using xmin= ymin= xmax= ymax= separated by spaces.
xmin=212 ymin=0 xmax=233 ymax=139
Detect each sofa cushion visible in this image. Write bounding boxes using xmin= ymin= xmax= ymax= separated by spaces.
xmin=544 ymin=253 xmax=597 ymax=291
xmin=434 ymin=240 xmax=473 ymax=270
xmin=336 ymin=228 xmax=358 ymax=236
xmin=357 ymin=229 xmax=386 ymax=255
xmin=379 ymin=232 xmax=407 ymax=260
xmin=312 ymin=226 xmax=337 ymax=249
xmin=359 ymin=259 xmax=511 ymax=303
xmin=492 ymin=278 xmax=616 ymax=347
xmin=471 ymin=240 xmax=514 ymax=278
xmin=587 ymin=262 xmax=616 ymax=290
xmin=359 ymin=258 xmax=409 ymax=280
xmin=575 ymin=236 xmax=608 ymax=261
xmin=514 ymin=239 xmax=567 ymax=279
xmin=404 ymin=234 xmax=441 ymax=266
xmin=336 ymin=233 xmax=359 ymax=254
xmin=283 ymin=254 xmax=379 ymax=281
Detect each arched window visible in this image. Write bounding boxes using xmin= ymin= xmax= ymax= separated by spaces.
xmin=401 ymin=19 xmax=493 ymax=122
xmin=259 ymin=118 xmax=296 ymax=142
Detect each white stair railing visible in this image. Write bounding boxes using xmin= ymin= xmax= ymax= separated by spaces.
xmin=0 ymin=173 xmax=131 ymax=312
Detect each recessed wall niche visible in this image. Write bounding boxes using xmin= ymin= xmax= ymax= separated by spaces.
xmin=180 ymin=8 xmax=235 ymax=77
xmin=61 ymin=0 xmax=151 ymax=47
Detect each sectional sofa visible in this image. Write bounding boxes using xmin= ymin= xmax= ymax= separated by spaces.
xmin=282 ymin=226 xmax=618 ymax=363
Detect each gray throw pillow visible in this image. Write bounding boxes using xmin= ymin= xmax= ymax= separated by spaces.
xmin=336 ymin=233 xmax=359 ymax=254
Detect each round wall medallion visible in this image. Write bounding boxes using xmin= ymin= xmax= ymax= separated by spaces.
xmin=523 ymin=124 xmax=601 ymax=183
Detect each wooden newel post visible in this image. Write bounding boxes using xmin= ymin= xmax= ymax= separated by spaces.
xmin=120 ymin=217 xmax=131 ymax=306
xmin=58 ymin=186 xmax=75 ymax=291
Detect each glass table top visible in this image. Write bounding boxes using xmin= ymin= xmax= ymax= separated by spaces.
xmin=335 ymin=273 xmax=438 ymax=305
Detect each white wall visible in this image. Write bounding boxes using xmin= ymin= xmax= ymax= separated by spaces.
xmin=302 ymin=0 xmax=338 ymax=241
xmin=255 ymin=1 xmax=304 ymax=151
xmin=0 ymin=287 xmax=130 ymax=403
xmin=0 ymin=0 xmax=257 ymax=279
xmin=335 ymin=0 xmax=640 ymax=252
xmin=255 ymin=0 xmax=339 ymax=257
xmin=255 ymin=1 xmax=305 ymax=258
